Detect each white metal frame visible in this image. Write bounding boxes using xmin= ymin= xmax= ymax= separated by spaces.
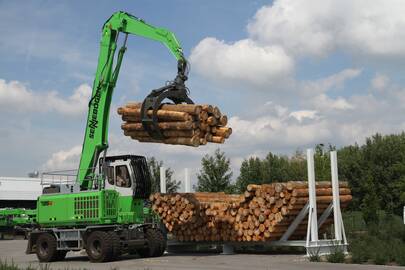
xmin=304 ymin=149 xmax=348 ymax=256
xmin=160 ymin=167 xmax=166 ymax=193
xmin=160 ymin=167 xmax=191 ymax=193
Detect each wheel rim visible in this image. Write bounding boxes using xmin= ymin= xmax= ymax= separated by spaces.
xmin=90 ymin=239 xmax=102 ymax=256
xmin=39 ymin=241 xmax=49 ymax=256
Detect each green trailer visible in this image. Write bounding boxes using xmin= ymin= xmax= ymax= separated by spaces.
xmin=0 ymin=208 xmax=36 ymax=238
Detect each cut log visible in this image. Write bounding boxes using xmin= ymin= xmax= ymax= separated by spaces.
xmin=213 ymin=106 xmax=221 ymax=118
xmin=219 ymin=115 xmax=228 ymax=126
xmin=124 ymin=129 xmax=200 ymax=138
xmin=126 ymin=102 xmax=202 ymax=116
xmin=208 ymin=136 xmax=225 ymax=144
xmin=207 ymin=116 xmax=218 ymax=126
xmin=214 ymin=127 xmax=232 ymax=137
xmin=133 ymin=135 xmax=200 ymax=147
xmin=122 ymin=121 xmax=195 ymax=131
xmin=117 ymin=107 xmax=192 ymax=121
xmin=292 ymin=188 xmax=351 ymax=197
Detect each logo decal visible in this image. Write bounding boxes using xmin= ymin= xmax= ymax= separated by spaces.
xmin=89 ymin=88 xmax=101 ymax=139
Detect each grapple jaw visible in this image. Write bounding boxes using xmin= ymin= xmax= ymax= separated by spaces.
xmin=141 ymin=60 xmax=193 ymax=139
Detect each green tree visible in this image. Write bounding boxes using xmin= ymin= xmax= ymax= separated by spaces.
xmin=314 ymin=143 xmax=332 ymax=181
xmin=337 ymin=144 xmax=363 ymax=210
xmin=235 ymin=149 xmax=307 ymax=193
xmin=261 ymin=152 xmax=290 ymax=182
xmin=289 ymin=149 xmax=307 ymax=180
xmin=235 ymin=157 xmax=263 ymax=192
xmin=232 ymin=132 xmax=405 ymax=218
xmin=148 ymin=157 xmax=180 ymax=193
xmin=360 ymin=176 xmax=380 ymax=225
xmin=337 ymin=132 xmax=405 ymax=218
xmin=195 ymin=148 xmax=233 ymax=192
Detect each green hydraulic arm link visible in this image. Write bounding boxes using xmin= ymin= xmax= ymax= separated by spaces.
xmin=78 ymin=11 xmax=186 ymax=189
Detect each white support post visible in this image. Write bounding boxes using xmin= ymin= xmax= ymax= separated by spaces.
xmin=330 ymin=151 xmax=348 ymax=247
xmin=184 ymin=168 xmax=191 ymax=192
xmin=330 ymin=151 xmax=342 ymax=241
xmin=160 ymin=167 xmax=166 ymax=193
xmin=306 ymin=149 xmax=318 ymax=243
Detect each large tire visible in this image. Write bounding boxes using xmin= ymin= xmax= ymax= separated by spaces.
xmin=107 ymin=231 xmax=121 ymax=259
xmin=86 ymin=231 xmax=113 ymax=263
xmin=36 ymin=233 xmax=58 ymax=262
xmin=154 ymin=229 xmax=166 ymax=257
xmin=138 ymin=228 xmax=165 ymax=258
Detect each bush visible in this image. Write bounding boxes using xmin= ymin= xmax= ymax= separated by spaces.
xmin=395 ymin=251 xmax=405 ymax=266
xmin=326 ymin=248 xmax=345 ymax=263
xmin=349 ymin=224 xmax=405 ymax=265
xmin=374 ymin=253 xmax=389 ymax=265
xmin=308 ymin=248 xmax=321 ymax=262
xmin=345 ymin=210 xmax=405 ymax=266
xmin=349 ymin=234 xmax=376 ymax=263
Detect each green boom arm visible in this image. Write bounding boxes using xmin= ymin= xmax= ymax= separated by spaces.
xmin=78 ymin=11 xmax=186 ymax=189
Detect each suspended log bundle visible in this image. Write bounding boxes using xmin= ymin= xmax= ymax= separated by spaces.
xmin=150 ymin=181 xmax=352 ymax=242
xmin=117 ymin=102 xmax=232 ymax=147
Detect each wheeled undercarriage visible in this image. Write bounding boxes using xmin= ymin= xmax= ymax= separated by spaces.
xmin=27 ymin=224 xmax=165 ymax=262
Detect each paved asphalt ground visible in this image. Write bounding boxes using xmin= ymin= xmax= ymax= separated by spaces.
xmin=0 ymin=240 xmax=403 ymax=270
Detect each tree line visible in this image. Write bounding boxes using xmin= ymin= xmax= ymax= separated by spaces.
xmin=149 ymin=132 xmax=405 ymax=224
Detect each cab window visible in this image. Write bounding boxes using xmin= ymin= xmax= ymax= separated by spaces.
xmin=116 ymin=165 xmax=131 ymax=187
xmin=106 ymin=166 xmax=114 ymax=185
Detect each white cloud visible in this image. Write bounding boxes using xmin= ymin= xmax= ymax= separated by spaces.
xmin=0 ymin=79 xmax=91 ymax=116
xmin=312 ymin=94 xmax=354 ymax=111
xmin=42 ymin=145 xmax=81 ymax=171
xmin=248 ymin=0 xmax=405 ymax=58
xmin=300 ymin=69 xmax=361 ymax=96
xmin=248 ymin=1 xmax=337 ymax=56
xmin=372 ymin=73 xmax=390 ymax=90
xmin=289 ymin=110 xmax=318 ymax=122
xmin=229 ymin=113 xmax=331 ymax=149
xmin=190 ymin=38 xmax=294 ymax=86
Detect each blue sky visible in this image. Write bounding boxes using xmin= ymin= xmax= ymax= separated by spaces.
xmin=1 ymin=0 xmax=405 ymax=187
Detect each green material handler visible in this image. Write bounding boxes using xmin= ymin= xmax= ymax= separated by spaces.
xmin=25 ymin=11 xmax=194 ymax=263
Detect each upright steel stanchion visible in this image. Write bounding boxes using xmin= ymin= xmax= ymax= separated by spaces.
xmin=330 ymin=151 xmax=348 ymax=249
xmin=184 ymin=168 xmax=191 ymax=192
xmin=306 ymin=148 xmax=318 ymax=244
xmin=330 ymin=151 xmax=342 ymax=241
xmin=160 ymin=167 xmax=166 ymax=193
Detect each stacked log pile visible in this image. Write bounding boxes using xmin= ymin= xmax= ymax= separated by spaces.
xmin=117 ymin=102 xmax=232 ymax=147
xmin=150 ymin=181 xmax=351 ymax=242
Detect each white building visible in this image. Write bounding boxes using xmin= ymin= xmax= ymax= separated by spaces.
xmin=0 ymin=177 xmax=43 ymax=208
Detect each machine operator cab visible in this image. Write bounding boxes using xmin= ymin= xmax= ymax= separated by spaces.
xmin=99 ymin=155 xmax=152 ymax=199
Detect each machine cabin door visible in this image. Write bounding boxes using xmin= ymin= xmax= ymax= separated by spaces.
xmin=103 ymin=159 xmax=135 ymax=196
